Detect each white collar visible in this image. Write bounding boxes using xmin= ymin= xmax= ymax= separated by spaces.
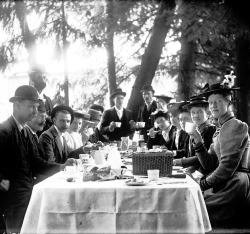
xmin=115 ymin=106 xmax=123 ymax=113
xmin=12 ymin=115 xmax=25 ymax=132
xmin=54 ymin=125 xmax=63 ymax=137
xmin=26 ymin=124 xmax=36 ymax=134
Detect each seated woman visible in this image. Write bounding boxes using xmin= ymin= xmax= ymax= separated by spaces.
xmin=189 ymin=80 xmax=250 ymax=227
xmin=173 ymin=96 xmax=216 ymax=172
xmin=64 ymin=110 xmax=85 ymax=150
xmin=147 ymin=110 xmax=175 ymax=149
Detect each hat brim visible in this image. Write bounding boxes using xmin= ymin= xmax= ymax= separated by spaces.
xmin=198 ymin=87 xmax=240 ymax=97
xmin=9 ymin=96 xmax=40 ymax=103
xmin=167 ymin=101 xmax=189 ymax=114
xmin=110 ymin=92 xmax=126 ymax=99
xmin=154 ymin=95 xmax=173 ymax=102
xmin=140 ymin=89 xmax=155 ymax=93
xmin=51 ymin=105 xmax=74 ymax=124
xmin=83 ymin=119 xmax=95 ymax=125
xmin=182 ymin=100 xmax=209 ymax=109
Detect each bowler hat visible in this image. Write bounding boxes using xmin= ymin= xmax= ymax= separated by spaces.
xmin=154 ymin=94 xmax=173 ymax=103
xmin=152 ymin=110 xmax=170 ymax=121
xmin=9 ymin=85 xmax=39 ymax=103
xmin=90 ymin=104 xmax=104 ymax=114
xmin=51 ymin=105 xmax=74 ymax=124
xmin=182 ymin=96 xmax=208 ymax=109
xmin=110 ymin=88 xmax=126 ymax=99
xmin=198 ymin=82 xmax=240 ymax=98
xmin=38 ymin=99 xmax=46 ymax=112
xmin=140 ymin=84 xmax=154 ymax=93
xmin=88 ymin=109 xmax=102 ymax=122
xmin=167 ymin=101 xmax=189 ymax=116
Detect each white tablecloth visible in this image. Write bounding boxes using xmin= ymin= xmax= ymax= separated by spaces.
xmin=21 ymin=172 xmax=211 ymax=234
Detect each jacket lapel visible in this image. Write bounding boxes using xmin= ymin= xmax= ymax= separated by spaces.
xmin=51 ymin=126 xmax=63 ymax=158
xmin=111 ymin=107 xmax=120 ymax=121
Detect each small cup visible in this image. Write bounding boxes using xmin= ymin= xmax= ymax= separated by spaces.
xmin=147 ymin=169 xmax=159 ymax=181
xmin=79 ymin=154 xmax=90 ymax=164
xmin=65 ymin=166 xmax=76 ymax=176
xmin=137 ymin=122 xmax=145 ymax=128
xmin=185 ymin=122 xmax=196 ymax=134
xmin=115 ymin=122 xmax=121 ymax=128
xmin=152 ymin=145 xmax=160 ymax=149
xmin=139 ymin=135 xmax=144 ymax=140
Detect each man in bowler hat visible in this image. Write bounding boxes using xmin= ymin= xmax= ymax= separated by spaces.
xmin=39 ymin=105 xmax=88 ymax=163
xmin=0 ymin=85 xmax=75 ymax=234
xmin=137 ymin=84 xmax=157 ymax=142
xmin=100 ymin=88 xmax=135 ymax=141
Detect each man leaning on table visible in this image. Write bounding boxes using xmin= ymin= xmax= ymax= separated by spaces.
xmin=39 ymin=105 xmax=90 ymax=164
xmin=0 ymin=85 xmax=75 ymax=234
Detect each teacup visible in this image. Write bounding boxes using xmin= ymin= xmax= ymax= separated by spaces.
xmin=115 ymin=122 xmax=121 ymax=128
xmin=185 ymin=122 xmax=196 ymax=134
xmin=147 ymin=169 xmax=159 ymax=181
xmin=79 ymin=154 xmax=90 ymax=164
xmin=137 ymin=122 xmax=145 ymax=128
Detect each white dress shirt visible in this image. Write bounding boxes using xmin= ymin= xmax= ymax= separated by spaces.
xmin=115 ymin=106 xmax=124 ymax=120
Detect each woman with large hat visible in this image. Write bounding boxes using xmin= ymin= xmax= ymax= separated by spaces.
xmin=173 ymin=96 xmax=216 ymax=173
xmin=189 ymin=78 xmax=250 ymax=227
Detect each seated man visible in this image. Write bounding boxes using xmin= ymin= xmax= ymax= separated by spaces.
xmin=174 ymin=96 xmax=216 ymax=172
xmin=100 ymin=88 xmax=135 ymax=141
xmin=0 ymin=85 xmax=75 ymax=234
xmin=26 ymin=99 xmax=48 ymax=184
xmin=39 ymin=105 xmax=88 ymax=163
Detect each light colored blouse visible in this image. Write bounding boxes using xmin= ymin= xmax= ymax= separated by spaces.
xmin=64 ymin=131 xmax=83 ymax=150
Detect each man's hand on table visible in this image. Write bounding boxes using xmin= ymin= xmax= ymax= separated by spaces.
xmin=60 ymin=158 xmax=77 ymax=170
xmin=0 ymin=179 xmax=10 ymax=192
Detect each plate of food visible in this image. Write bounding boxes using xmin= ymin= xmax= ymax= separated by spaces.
xmin=125 ymin=178 xmax=147 ymax=186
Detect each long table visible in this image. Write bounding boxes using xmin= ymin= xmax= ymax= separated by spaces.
xmin=20 ymin=171 xmax=211 ymax=234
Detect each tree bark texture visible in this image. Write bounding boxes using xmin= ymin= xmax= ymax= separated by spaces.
xmin=106 ymin=0 xmax=117 ymax=107
xmin=61 ymin=0 xmax=69 ymax=106
xmin=235 ymin=36 xmax=250 ymax=127
xmin=127 ymin=0 xmax=176 ymax=120
xmin=177 ymin=39 xmax=196 ymax=101
xmin=14 ymin=0 xmax=37 ymax=69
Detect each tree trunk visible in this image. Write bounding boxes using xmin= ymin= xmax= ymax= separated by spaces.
xmin=235 ymin=36 xmax=250 ymax=127
xmin=61 ymin=0 xmax=69 ymax=106
xmin=177 ymin=40 xmax=196 ymax=101
xmin=106 ymin=0 xmax=117 ymax=107
xmin=127 ymin=0 xmax=176 ymax=119
xmin=14 ymin=0 xmax=37 ymax=70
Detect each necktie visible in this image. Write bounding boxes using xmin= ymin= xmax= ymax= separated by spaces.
xmin=34 ymin=134 xmax=39 ymax=144
xmin=175 ymin=130 xmax=180 ymax=149
xmin=21 ymin=128 xmax=26 ymax=138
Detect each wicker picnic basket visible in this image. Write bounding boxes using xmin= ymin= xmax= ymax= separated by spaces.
xmin=132 ymin=151 xmax=173 ymax=176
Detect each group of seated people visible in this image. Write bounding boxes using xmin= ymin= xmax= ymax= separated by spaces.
xmin=0 ymin=75 xmax=250 ymax=233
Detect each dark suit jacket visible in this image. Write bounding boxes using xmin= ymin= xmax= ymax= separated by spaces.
xmin=0 ymin=116 xmax=61 ymax=214
xmin=26 ymin=127 xmax=49 ymax=184
xmin=39 ymin=125 xmax=84 ymax=164
xmin=137 ymin=100 xmax=157 ymax=142
xmin=100 ymin=107 xmax=135 ymax=141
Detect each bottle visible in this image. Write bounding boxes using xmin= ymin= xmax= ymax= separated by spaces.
xmin=107 ymin=146 xmax=122 ymax=175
